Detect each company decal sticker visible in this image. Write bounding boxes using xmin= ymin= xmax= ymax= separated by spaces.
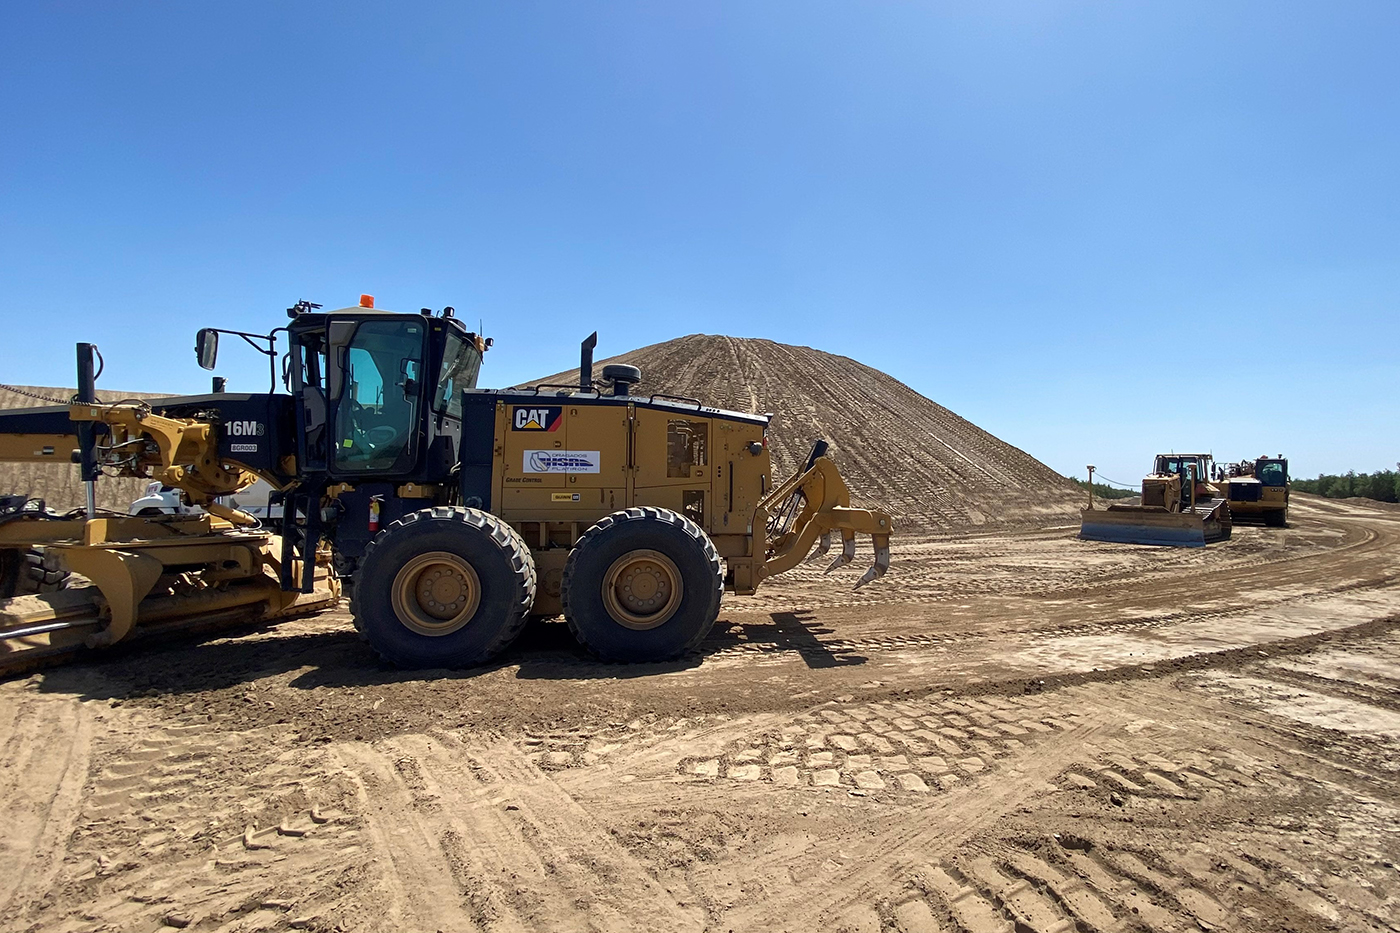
xmin=523 ymin=450 xmax=600 ymax=474
xmin=230 ymin=443 xmax=258 ymax=453
xmin=551 ymin=492 xmax=583 ymax=502
xmin=511 ymin=406 xmax=563 ymax=431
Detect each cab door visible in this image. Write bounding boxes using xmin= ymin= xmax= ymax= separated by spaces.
xmin=326 ymin=318 xmax=427 ymax=479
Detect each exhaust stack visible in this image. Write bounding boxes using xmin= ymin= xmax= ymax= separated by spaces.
xmin=579 ymin=332 xmax=598 ymax=392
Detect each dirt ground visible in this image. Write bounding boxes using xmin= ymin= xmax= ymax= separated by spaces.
xmin=2 ymin=492 xmax=1398 ymax=932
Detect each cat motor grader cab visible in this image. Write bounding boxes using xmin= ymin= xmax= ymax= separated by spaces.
xmin=1216 ymin=456 xmax=1289 ymax=526
xmin=0 ymin=296 xmax=892 ymax=672
xmin=1080 ymin=452 xmax=1232 ymax=547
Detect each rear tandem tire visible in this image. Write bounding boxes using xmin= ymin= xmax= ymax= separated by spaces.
xmin=351 ymin=507 xmax=536 ymax=669
xmin=562 ymin=507 xmax=723 ymax=663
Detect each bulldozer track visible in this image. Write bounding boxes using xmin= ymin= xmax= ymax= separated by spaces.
xmin=569 ymin=674 xmax=1400 ymax=932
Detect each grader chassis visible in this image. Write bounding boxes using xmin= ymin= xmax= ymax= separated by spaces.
xmin=0 ymin=297 xmax=892 ymax=672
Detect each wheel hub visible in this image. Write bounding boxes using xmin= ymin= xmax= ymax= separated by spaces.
xmin=392 ymin=551 xmax=482 ymax=636
xmin=602 ymin=549 xmax=683 ymax=630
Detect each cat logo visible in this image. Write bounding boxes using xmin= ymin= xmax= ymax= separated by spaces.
xmin=511 ymin=406 xmax=563 ymax=431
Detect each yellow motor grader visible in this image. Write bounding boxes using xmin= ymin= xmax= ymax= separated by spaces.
xmin=0 ymin=297 xmax=892 ymax=672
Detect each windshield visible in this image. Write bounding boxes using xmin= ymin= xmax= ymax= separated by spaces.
xmin=433 ymin=331 xmax=483 ymax=418
xmin=1257 ymin=460 xmax=1288 ymax=486
xmin=1156 ymin=456 xmax=1205 ymax=477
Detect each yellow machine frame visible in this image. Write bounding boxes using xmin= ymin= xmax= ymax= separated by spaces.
xmin=487 ymin=399 xmax=892 ymax=614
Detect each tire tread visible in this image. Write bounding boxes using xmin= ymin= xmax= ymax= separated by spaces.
xmin=351 ymin=507 xmax=536 ymax=667
xmin=562 ymin=506 xmax=722 ymax=662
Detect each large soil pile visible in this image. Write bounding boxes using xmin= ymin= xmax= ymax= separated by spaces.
xmin=531 ymin=334 xmax=1079 ymax=531
xmin=0 ymin=385 xmax=160 ymax=511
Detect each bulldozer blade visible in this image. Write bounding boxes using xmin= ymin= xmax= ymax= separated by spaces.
xmin=1079 ymin=503 xmax=1231 ymax=548
xmin=853 ymin=544 xmax=890 ymax=589
xmin=824 ymin=536 xmax=856 ymax=573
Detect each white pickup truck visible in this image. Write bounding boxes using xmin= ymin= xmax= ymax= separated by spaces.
xmin=130 ymin=480 xmax=281 ymax=522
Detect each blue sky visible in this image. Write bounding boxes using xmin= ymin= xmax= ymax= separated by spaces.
xmin=2 ymin=3 xmax=1395 ymax=485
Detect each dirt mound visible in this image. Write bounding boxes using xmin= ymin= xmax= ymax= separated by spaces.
xmin=0 ymin=384 xmax=161 ymax=511
xmin=531 ymin=335 xmax=1079 ymax=531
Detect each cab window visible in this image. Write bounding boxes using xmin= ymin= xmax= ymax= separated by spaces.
xmin=1257 ymin=461 xmax=1287 ymax=486
xmin=433 ymin=332 xmax=483 ymax=419
xmin=333 ymin=321 xmax=424 ymax=472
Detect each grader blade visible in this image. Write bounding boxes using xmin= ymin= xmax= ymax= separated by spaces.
xmin=0 ymin=517 xmax=339 ymax=675
xmin=755 ymin=452 xmax=894 ymax=590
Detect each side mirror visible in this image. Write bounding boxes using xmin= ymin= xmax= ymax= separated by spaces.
xmin=196 ymin=329 xmax=219 ymax=371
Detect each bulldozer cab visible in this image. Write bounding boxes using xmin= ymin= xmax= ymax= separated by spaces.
xmin=1153 ymin=454 xmax=1214 ymax=499
xmin=1153 ymin=454 xmax=1211 ymax=479
xmin=285 ymin=303 xmax=487 ymax=483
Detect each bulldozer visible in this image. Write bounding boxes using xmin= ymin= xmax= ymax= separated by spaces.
xmin=0 ymin=296 xmax=892 ymax=672
xmin=1216 ymin=456 xmax=1289 ymax=526
xmin=1080 ymin=453 xmax=1232 ymax=547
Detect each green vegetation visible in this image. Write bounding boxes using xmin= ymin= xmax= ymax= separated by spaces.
xmin=1065 ymin=477 xmax=1138 ymax=500
xmin=1292 ymin=468 xmax=1400 ymax=503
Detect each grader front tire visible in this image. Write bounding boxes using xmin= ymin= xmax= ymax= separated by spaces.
xmin=562 ymin=507 xmax=723 ymax=663
xmin=0 ymin=548 xmax=73 ymax=597
xmin=352 ymin=507 xmax=536 ymax=669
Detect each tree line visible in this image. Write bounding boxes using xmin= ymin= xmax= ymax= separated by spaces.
xmin=1292 ymin=467 xmax=1400 ymax=503
xmin=1065 ymin=477 xmax=1138 ymax=500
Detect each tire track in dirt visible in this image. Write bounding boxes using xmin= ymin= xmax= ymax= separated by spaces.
xmin=706 ymin=723 xmax=1111 ymax=931
xmin=735 ymin=499 xmax=1390 ymax=621
xmin=338 ymin=732 xmax=703 ymax=933
xmin=747 ymin=502 xmax=1400 ymax=643
xmin=0 ymin=694 xmax=92 ymax=923
xmin=591 ymin=688 xmax=1127 ymax=931
xmin=3 ymin=706 xmax=366 ymax=932
xmin=556 ymin=668 xmax=1399 ymax=932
